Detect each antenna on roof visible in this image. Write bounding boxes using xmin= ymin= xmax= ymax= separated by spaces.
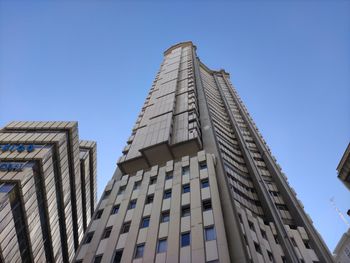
xmin=330 ymin=197 xmax=350 ymax=227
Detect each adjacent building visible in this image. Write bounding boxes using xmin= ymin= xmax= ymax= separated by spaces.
xmin=0 ymin=121 xmax=97 ymax=263
xmin=75 ymin=42 xmax=333 ymax=263
xmin=337 ymin=143 xmax=350 ymax=191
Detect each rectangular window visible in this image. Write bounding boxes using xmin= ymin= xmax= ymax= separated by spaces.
xmin=267 ymin=251 xmax=273 ymax=261
xmin=254 ymin=242 xmax=262 ymax=254
xmin=248 ymin=221 xmax=255 ymax=232
xmin=103 ymin=190 xmax=111 ymax=199
xmin=150 ymin=177 xmax=157 ymax=185
xmin=141 ymin=217 xmax=150 ymax=228
xmin=111 ymin=205 xmax=119 ymax=215
xmin=181 ymin=205 xmax=190 ymax=217
xmin=94 ymin=255 xmax=103 ymax=263
xmin=201 ymin=179 xmax=209 ymax=188
xmin=182 ymin=166 xmax=189 ymax=176
xmin=261 ymin=230 xmax=267 ymax=240
xmin=134 ymin=244 xmax=145 ymax=259
xmin=129 ymin=200 xmax=137 ymax=209
xmin=204 ymin=226 xmax=216 ymax=241
xmin=118 ymin=186 xmax=126 ymax=195
xmin=84 ymin=232 xmax=94 ymax=244
xmin=121 ymin=222 xmax=131 ymax=233
xmin=161 ymin=211 xmax=170 ymax=223
xmin=202 ymin=199 xmax=212 ymax=211
xmin=133 ymin=181 xmax=141 ymax=190
xmin=199 ymin=162 xmax=207 ymax=170
xmin=157 ymin=239 xmax=167 ymax=253
xmin=113 ymin=250 xmax=123 ymax=263
xmin=95 ymin=209 xmax=103 ymax=219
xmin=165 ymin=171 xmax=173 ymax=180
xmin=103 ymin=227 xmax=112 ymax=239
xmin=181 ymin=232 xmax=190 ymax=247
xmin=182 ymin=184 xmax=190 ymax=193
xmin=163 ymin=190 xmax=171 ymax=199
xmin=146 ymin=194 xmax=154 ymax=204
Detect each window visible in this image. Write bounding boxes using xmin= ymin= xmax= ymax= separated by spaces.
xmin=111 ymin=205 xmax=119 ymax=215
xmin=276 ymin=204 xmax=288 ymax=211
xmin=133 ymin=182 xmax=141 ymax=190
xmin=261 ymin=230 xmax=267 ymax=240
xmin=113 ymin=250 xmax=123 ymax=263
xmin=164 ymin=190 xmax=171 ymax=199
xmin=103 ymin=227 xmax=112 ymax=239
xmin=157 ymin=239 xmax=167 ymax=253
xmin=182 ymin=166 xmax=189 ymax=176
xmin=84 ymin=232 xmax=94 ymax=244
xmin=146 ymin=194 xmax=154 ymax=204
xmin=129 ymin=200 xmax=137 ymax=209
xmin=181 ymin=205 xmax=190 ymax=217
xmin=95 ymin=209 xmax=103 ymax=219
xmin=201 ymin=179 xmax=209 ymax=188
xmin=165 ymin=171 xmax=173 ymax=180
xmin=303 ymin=240 xmax=311 ymax=249
xmin=134 ymin=244 xmax=145 ymax=259
xmin=248 ymin=221 xmax=255 ymax=232
xmin=202 ymin=199 xmax=212 ymax=211
xmin=254 ymin=242 xmax=261 ymax=254
xmin=94 ymin=255 xmax=103 ymax=263
xmin=150 ymin=177 xmax=157 ymax=185
xmin=204 ymin=226 xmax=216 ymax=241
xmin=161 ymin=211 xmax=170 ymax=223
xmin=121 ymin=222 xmax=131 ymax=233
xmin=291 ymin=237 xmax=297 ymax=247
xmin=267 ymin=251 xmax=273 ymax=261
xmin=181 ymin=232 xmax=190 ymax=247
xmin=274 ymin=235 xmax=279 ymax=244
xmin=141 ymin=217 xmax=150 ymax=228
xmin=182 ymin=184 xmax=190 ymax=193
xmin=199 ymin=162 xmax=207 ymax=170
xmin=118 ymin=186 xmax=126 ymax=195
xmin=103 ymin=190 xmax=111 ymax=199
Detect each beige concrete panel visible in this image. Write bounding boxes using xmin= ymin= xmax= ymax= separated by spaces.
xmin=164 ymin=179 xmax=172 ymax=190
xmin=181 ymin=192 xmax=190 ymax=206
xmin=116 ymin=233 xmax=128 ymax=250
xmin=203 ymin=211 xmax=214 ymax=227
xmin=162 ymin=199 xmax=171 ymax=211
xmin=137 ymin=228 xmax=148 ymax=244
xmin=143 ymin=204 xmax=152 ymax=217
xmin=155 ymin=253 xmax=167 ymax=263
xmin=205 ymin=240 xmax=219 ymax=262
xmin=96 ymin=238 xmax=109 ymax=255
xmin=201 ymin=187 xmax=211 ymax=200
xmin=158 ymin=222 xmax=169 ymax=239
xmin=182 ymin=174 xmax=190 ymax=185
xmin=180 ymin=246 xmax=191 ymax=263
xmin=181 ymin=217 xmax=191 ymax=233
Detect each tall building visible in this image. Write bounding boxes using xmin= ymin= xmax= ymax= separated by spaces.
xmin=75 ymin=42 xmax=333 ymax=263
xmin=0 ymin=121 xmax=97 ymax=263
xmin=337 ymin=143 xmax=350 ymax=191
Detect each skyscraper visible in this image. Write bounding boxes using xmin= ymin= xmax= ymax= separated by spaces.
xmin=0 ymin=121 xmax=97 ymax=263
xmin=75 ymin=42 xmax=333 ymax=263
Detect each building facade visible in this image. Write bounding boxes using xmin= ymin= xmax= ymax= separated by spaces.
xmin=75 ymin=42 xmax=333 ymax=263
xmin=0 ymin=121 xmax=97 ymax=263
xmin=337 ymin=143 xmax=350 ymax=191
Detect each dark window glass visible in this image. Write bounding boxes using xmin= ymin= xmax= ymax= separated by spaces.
xmin=129 ymin=200 xmax=137 ymax=209
xmin=254 ymin=242 xmax=261 ymax=254
xmin=267 ymin=251 xmax=273 ymax=261
xmin=202 ymin=199 xmax=212 ymax=211
xmin=199 ymin=162 xmax=207 ymax=170
xmin=133 ymin=182 xmax=141 ymax=190
xmin=201 ymin=179 xmax=209 ymax=188
xmin=181 ymin=205 xmax=190 ymax=217
xmin=205 ymin=226 xmax=216 ymax=241
xmin=146 ymin=194 xmax=154 ymax=204
xmin=261 ymin=230 xmax=267 ymax=240
xmin=85 ymin=232 xmax=94 ymax=244
xmin=157 ymin=239 xmax=167 ymax=253
xmin=141 ymin=217 xmax=150 ymax=228
xmin=103 ymin=190 xmax=111 ymax=199
xmin=121 ymin=222 xmax=131 ymax=233
xmin=163 ymin=190 xmax=171 ymax=199
xmin=161 ymin=211 xmax=170 ymax=223
xmin=182 ymin=166 xmax=190 ymax=176
xmin=134 ymin=244 xmax=145 ymax=258
xmin=182 ymin=184 xmax=190 ymax=193
xmin=94 ymin=255 xmax=103 ymax=263
xmin=248 ymin=221 xmax=255 ymax=231
xmin=111 ymin=205 xmax=119 ymax=215
xmin=118 ymin=186 xmax=126 ymax=195
xmin=95 ymin=209 xmax=103 ymax=219
xmin=113 ymin=250 xmax=123 ymax=263
xmin=181 ymin=232 xmax=190 ymax=247
xmin=103 ymin=227 xmax=112 ymax=239
xmin=150 ymin=177 xmax=157 ymax=185
xmin=165 ymin=171 xmax=173 ymax=180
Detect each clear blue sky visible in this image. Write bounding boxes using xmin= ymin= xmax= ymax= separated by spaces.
xmin=1 ymin=0 xmax=349 ymax=252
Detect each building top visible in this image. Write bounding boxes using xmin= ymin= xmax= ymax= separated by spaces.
xmin=163 ymin=41 xmax=195 ymax=55
xmin=337 ymin=143 xmax=350 ymax=189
